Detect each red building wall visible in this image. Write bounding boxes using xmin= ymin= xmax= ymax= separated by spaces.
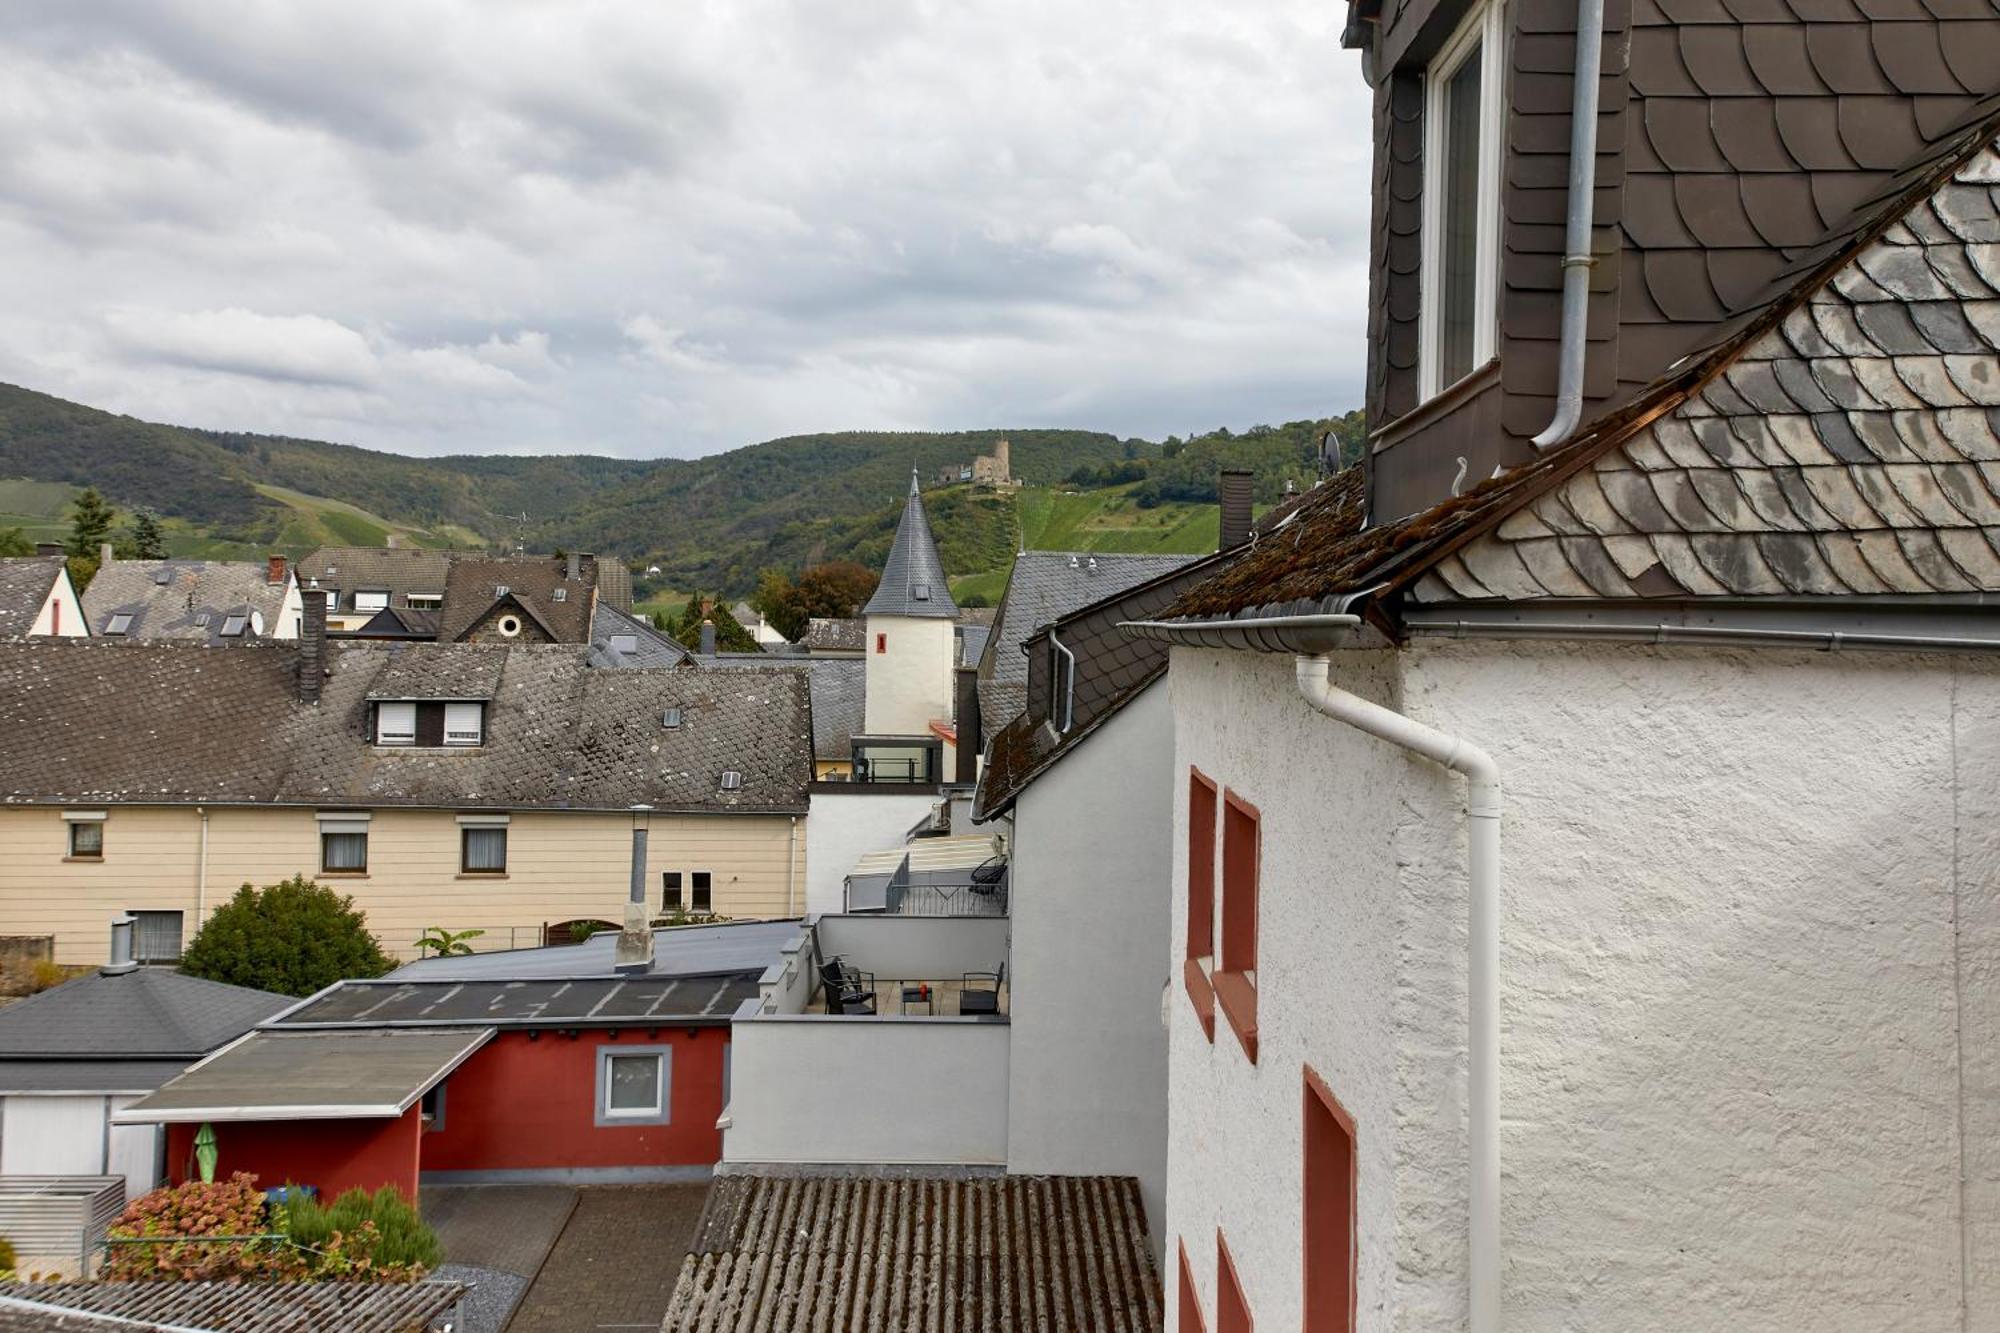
xmin=166 ymin=1110 xmax=423 ymax=1200
xmin=419 ymin=1027 xmax=728 ymax=1174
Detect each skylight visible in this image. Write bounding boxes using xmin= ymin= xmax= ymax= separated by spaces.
xmin=912 ymin=582 xmax=931 ymax=601
xmin=105 ymin=613 xmax=133 ymax=635
xmin=720 ymin=770 xmax=743 ymax=791
xmin=610 ymin=634 xmax=638 ymax=655
xmin=552 ymin=587 xmax=567 ymax=602
xmin=220 ymin=615 xmax=248 ymax=637
xmin=662 ymin=707 xmax=684 ymax=729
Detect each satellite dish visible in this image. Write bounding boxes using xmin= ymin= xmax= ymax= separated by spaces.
xmin=249 ymin=610 xmax=265 ymax=637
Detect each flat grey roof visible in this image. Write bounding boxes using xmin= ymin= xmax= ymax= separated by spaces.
xmin=113 ymin=1027 xmax=492 ymax=1124
xmin=276 ymin=973 xmax=759 ymax=1029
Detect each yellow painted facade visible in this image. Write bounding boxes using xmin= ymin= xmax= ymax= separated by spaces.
xmin=1 ymin=804 xmax=807 ymax=965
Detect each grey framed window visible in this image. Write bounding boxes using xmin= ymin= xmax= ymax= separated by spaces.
xmin=461 ymin=827 xmax=507 ymax=874
xmin=691 ymin=872 xmax=712 ymax=913
xmin=595 ymin=1045 xmax=672 ymax=1126
xmin=321 ymin=830 xmax=368 ymax=873
xmin=662 ymin=872 xmax=683 ymax=911
xmin=129 ymin=910 xmax=184 ymax=964
xmin=68 ymin=821 xmax=103 ymax=859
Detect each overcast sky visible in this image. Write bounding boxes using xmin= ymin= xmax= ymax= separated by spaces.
xmin=0 ymin=2 xmax=1371 ymax=459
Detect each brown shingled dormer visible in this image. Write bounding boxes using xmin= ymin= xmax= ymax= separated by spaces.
xmin=1345 ymin=0 xmax=2000 ymax=524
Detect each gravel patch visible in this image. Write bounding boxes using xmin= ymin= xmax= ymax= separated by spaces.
xmin=434 ymin=1262 xmax=527 ymax=1333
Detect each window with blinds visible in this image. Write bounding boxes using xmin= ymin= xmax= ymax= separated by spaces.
xmin=376 ymin=701 xmax=417 ymax=746
xmin=129 ymin=910 xmax=184 ymax=964
xmin=321 ymin=830 xmax=368 ymax=873
xmin=444 ymin=702 xmax=484 ymax=746
xmin=461 ymin=826 xmax=507 ymax=874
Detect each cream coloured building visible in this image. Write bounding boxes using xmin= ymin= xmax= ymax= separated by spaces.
xmin=0 ymin=630 xmax=812 ymax=966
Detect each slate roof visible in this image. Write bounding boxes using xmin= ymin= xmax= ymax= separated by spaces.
xmin=698 ymin=653 xmax=862 ymax=761
xmin=663 ymin=1172 xmax=1162 ymax=1332
xmin=0 ymin=967 xmax=288 ymax=1061
xmin=0 ymin=641 xmax=812 ymax=814
xmin=82 ymin=559 xmax=292 ymax=644
xmin=341 ymin=606 xmax=442 ymax=640
xmin=862 ymin=475 xmax=958 ymax=619
xmin=802 ymin=617 xmax=865 ymax=652
xmin=1165 ymin=106 xmax=2000 ymax=624
xmin=0 ymin=557 xmax=63 ymax=637
xmin=0 ymin=1283 xmax=466 ymax=1333
xmin=440 ymin=556 xmax=597 ymax=642
xmin=978 ymin=553 xmax=1199 ymax=736
xmin=977 ymin=553 xmax=1228 ymax=819
xmin=296 ymin=545 xmax=451 ymax=606
xmin=589 ymin=602 xmax=695 ymax=668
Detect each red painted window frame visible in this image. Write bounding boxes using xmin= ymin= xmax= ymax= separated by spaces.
xmin=1304 ymin=1066 xmax=1358 ymax=1332
xmin=1185 ymin=768 xmax=1219 ymax=1040
xmin=875 ymin=632 xmax=887 ymax=654
xmin=1179 ymin=1238 xmax=1209 ymax=1333
xmin=1216 ymin=1229 xmax=1253 ymax=1333
xmin=1215 ymin=788 xmax=1260 ymax=1062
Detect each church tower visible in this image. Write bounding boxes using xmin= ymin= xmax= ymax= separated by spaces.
xmin=863 ymin=470 xmax=959 ymax=736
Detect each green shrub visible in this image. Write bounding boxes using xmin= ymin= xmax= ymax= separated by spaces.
xmin=179 ymin=877 xmax=393 ymax=997
xmin=0 ymin=1234 xmax=15 ymax=1275
xmin=279 ymin=1186 xmax=440 ymax=1279
xmin=106 ymin=1174 xmax=303 ymax=1283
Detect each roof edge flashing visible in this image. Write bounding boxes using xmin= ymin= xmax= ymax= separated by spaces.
xmin=1118 ymin=611 xmax=1372 ymax=655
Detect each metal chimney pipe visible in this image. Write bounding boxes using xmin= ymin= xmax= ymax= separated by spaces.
xmin=1219 ymin=470 xmax=1254 ymax=549
xmin=103 ymin=915 xmax=137 ymax=976
xmin=614 ymin=807 xmax=655 ymax=973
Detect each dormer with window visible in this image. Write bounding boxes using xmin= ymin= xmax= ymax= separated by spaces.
xmin=373 ymin=700 xmax=487 ymax=748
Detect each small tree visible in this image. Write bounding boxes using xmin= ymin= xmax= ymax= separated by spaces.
xmin=128 ymin=510 xmax=169 ymax=559
xmin=180 ymin=877 xmax=393 ymax=997
xmin=0 ymin=527 xmax=33 ymax=558
xmin=65 ymin=487 xmax=116 ymax=559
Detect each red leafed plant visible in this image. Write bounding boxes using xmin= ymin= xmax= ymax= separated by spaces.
xmin=105 ymin=1174 xmax=305 ymax=1283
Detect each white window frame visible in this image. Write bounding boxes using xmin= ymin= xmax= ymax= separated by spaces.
xmin=376 ymin=701 xmax=417 ymax=746
xmin=352 ymin=590 xmax=390 ymax=614
xmin=1418 ymin=0 xmax=1507 ymax=402
xmin=406 ymin=593 xmax=443 ymax=610
xmin=595 ymin=1046 xmax=672 ymax=1126
xmin=443 ymin=701 xmax=484 ymax=747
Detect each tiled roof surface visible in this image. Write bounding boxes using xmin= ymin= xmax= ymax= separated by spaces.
xmin=699 ymin=653 xmax=861 ymax=760
xmin=1416 ymin=136 xmax=2000 ymax=602
xmin=0 ymin=968 xmax=288 ymax=1059
xmin=1170 ymin=108 xmax=2000 ymax=621
xmin=441 ymin=556 xmax=597 ymax=642
xmin=82 ymin=560 xmax=292 ymax=643
xmin=0 ymin=1282 xmax=465 ymax=1333
xmin=978 ymin=553 xmax=1198 ymax=736
xmin=978 ymin=554 xmax=1227 ymax=818
xmin=802 ymin=617 xmax=865 ymax=652
xmin=0 ymin=641 xmax=304 ymax=803
xmin=590 ymin=603 xmax=695 ymax=668
xmin=862 ymin=479 xmax=958 ymax=619
xmin=0 ymin=557 xmax=62 ymax=637
xmin=663 ymin=1173 xmax=1161 ymax=1333
xmin=296 ymin=545 xmax=451 ymax=603
xmin=0 ymin=641 xmax=812 ymax=813
xmin=596 ymin=557 xmax=634 ymax=612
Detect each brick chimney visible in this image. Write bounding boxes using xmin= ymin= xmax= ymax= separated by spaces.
xmin=98 ymin=542 xmax=114 ymax=569
xmin=266 ymin=554 xmax=288 ymax=586
xmin=1219 ymin=470 xmax=1254 ymax=550
xmin=297 ymin=584 xmax=326 ymax=703
xmin=566 ymin=551 xmax=582 ymax=582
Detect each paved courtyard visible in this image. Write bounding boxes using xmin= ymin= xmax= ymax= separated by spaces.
xmin=505 ymin=1184 xmax=711 ymax=1333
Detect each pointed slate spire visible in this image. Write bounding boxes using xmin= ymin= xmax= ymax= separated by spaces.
xmin=863 ymin=471 xmax=958 ymax=619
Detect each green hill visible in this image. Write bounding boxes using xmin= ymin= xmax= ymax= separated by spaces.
xmin=0 ymin=380 xmax=1360 ymax=596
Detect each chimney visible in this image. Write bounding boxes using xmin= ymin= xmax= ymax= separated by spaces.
xmin=699 ymin=619 xmax=717 ymax=655
xmin=614 ymin=809 xmax=655 ymax=973
xmin=954 ymin=666 xmax=982 ymax=785
xmin=35 ymin=542 xmax=62 ymax=559
xmin=266 ymin=554 xmax=287 ymax=586
xmin=297 ymin=584 xmax=326 ymax=703
xmin=103 ymin=915 xmax=137 ymax=976
xmin=384 ymin=534 xmax=400 ymax=549
xmin=566 ymin=551 xmax=582 ymax=582
xmin=98 ymin=542 xmax=114 ymax=569
xmin=1219 ymin=470 xmax=1254 ymax=550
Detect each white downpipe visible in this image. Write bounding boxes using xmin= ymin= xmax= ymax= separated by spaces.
xmin=787 ymin=816 xmax=800 ymax=917
xmin=196 ymin=806 xmax=210 ymax=927
xmin=1294 ymin=654 xmax=1502 ymax=1333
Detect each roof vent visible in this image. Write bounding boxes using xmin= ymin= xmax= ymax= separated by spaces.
xmin=662 ymin=707 xmax=684 ymax=729
xmin=1086 ymin=556 xmax=1098 ymax=573
xmin=912 ymin=582 xmax=931 ymax=601
xmin=103 ymin=914 xmax=137 ymax=976
xmin=1067 ymin=555 xmax=1080 ymax=569
xmin=494 ymin=584 xmax=510 ymax=598
xmin=152 ymin=567 xmax=171 ymax=586
xmin=553 ymin=587 xmax=568 ymax=603
xmin=719 ymin=769 xmax=743 ymax=791
xmin=193 ymin=613 xmax=210 ymax=628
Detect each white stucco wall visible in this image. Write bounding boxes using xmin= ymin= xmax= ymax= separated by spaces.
xmin=863 ymin=614 xmax=956 ymax=735
xmin=804 ymin=790 xmax=941 ymax=915
xmin=29 ymin=567 xmax=85 ymax=637
xmin=1165 ymin=641 xmax=2000 ymax=1332
xmin=1006 ymin=680 xmax=1175 ymax=1252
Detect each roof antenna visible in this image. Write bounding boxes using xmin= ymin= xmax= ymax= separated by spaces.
xmin=1450 ymin=457 xmax=1469 ymax=498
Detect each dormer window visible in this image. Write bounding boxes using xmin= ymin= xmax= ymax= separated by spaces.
xmin=353 ymin=591 xmax=389 ymax=614
xmin=1419 ymin=0 xmax=1505 ymax=399
xmin=609 ymin=634 xmax=639 ymax=655
xmin=375 ymin=700 xmax=486 ymax=747
xmin=406 ymin=593 xmax=443 ymax=610
xmin=552 ymin=587 xmax=567 ymax=603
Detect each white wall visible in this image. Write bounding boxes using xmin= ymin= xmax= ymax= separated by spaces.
xmin=724 ymin=1016 xmax=1010 ymax=1165
xmin=804 ymin=791 xmax=940 ymax=915
xmin=815 ymin=913 xmax=1010 ymax=981
xmin=1005 ymin=680 xmax=1174 ymax=1251
xmin=864 ymin=615 xmax=956 ymax=735
xmin=1165 ymin=642 xmax=2000 ymax=1332
xmin=0 ymin=1095 xmax=158 ymax=1202
xmin=30 ymin=567 xmax=85 ymax=638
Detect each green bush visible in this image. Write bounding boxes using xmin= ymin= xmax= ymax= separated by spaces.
xmin=105 ymin=1174 xmax=304 ymax=1283
xmin=0 ymin=1234 xmax=15 ymax=1275
xmin=279 ymin=1186 xmax=440 ymax=1278
xmin=179 ymin=877 xmax=393 ymax=997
